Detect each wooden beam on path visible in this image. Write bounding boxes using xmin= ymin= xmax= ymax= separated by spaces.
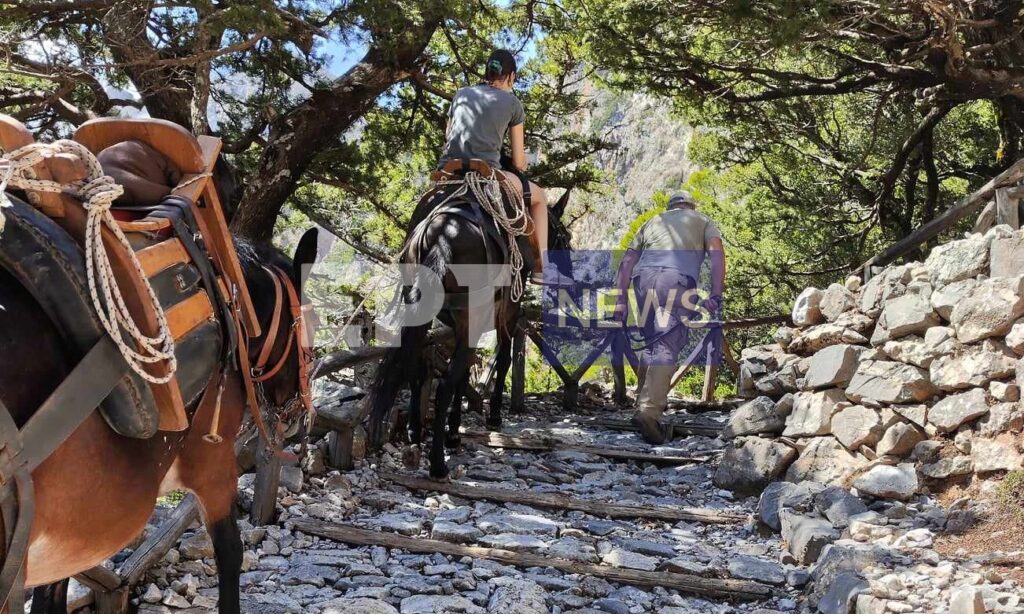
xmin=460 ymin=430 xmax=715 ymax=467
xmin=572 ymin=416 xmax=723 ymax=438
xmin=74 ymin=565 xmax=122 ymax=593
xmin=119 ymin=495 xmax=201 ymax=585
xmin=381 ymin=472 xmax=744 ymax=524
xmin=313 ymin=327 xmax=454 ymax=380
xmin=290 ymin=519 xmax=773 ymax=601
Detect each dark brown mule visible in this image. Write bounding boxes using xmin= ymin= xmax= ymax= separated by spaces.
xmin=0 ymin=209 xmax=318 ymax=614
xmin=366 ymin=189 xmax=573 ymax=479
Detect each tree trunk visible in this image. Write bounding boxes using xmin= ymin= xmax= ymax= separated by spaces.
xmin=230 ymin=24 xmax=439 ymax=242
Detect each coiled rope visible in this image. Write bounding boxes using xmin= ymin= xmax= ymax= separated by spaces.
xmin=434 ymin=170 xmax=531 ymax=302
xmin=0 ymin=140 xmax=177 ymax=383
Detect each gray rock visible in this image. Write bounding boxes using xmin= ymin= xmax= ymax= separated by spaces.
xmin=931 ymin=278 xmax=980 ymax=322
xmin=892 ymin=404 xmax=928 ymax=429
xmin=430 ymin=522 xmax=483 ymax=544
xmin=179 ymin=531 xmax=214 ymax=560
xmin=487 ymin=577 xmax=546 ymax=614
xmin=476 ymin=534 xmax=548 ymax=552
xmin=874 ymin=422 xmax=924 ymax=457
xmin=375 ymin=514 xmax=426 ymax=536
xmin=977 ymin=401 xmax=1024 ymax=436
xmin=320 ymin=598 xmax=399 ymax=614
xmin=804 ymin=344 xmax=865 ymax=390
xmin=435 ymin=507 xmax=472 ymax=523
xmin=723 ymin=396 xmax=785 ymax=438
xmin=614 ymin=538 xmax=676 ymax=558
xmin=881 ymin=291 xmax=939 ymax=339
xmin=971 ymin=434 xmax=1024 ymax=473
xmin=948 ymin=586 xmax=985 ymax=614
xmin=845 ymin=360 xmax=936 ymax=405
xmin=548 ymin=537 xmax=599 ymax=563
xmin=279 ymin=465 xmax=304 ymax=493
xmin=399 ymin=595 xmax=483 ymax=614
xmin=989 ymin=380 xmax=1020 ymax=402
xmin=713 ymin=437 xmax=797 ymax=495
xmin=785 ymin=437 xmax=867 ymax=485
xmin=820 ymin=283 xmax=857 ymax=322
xmin=792 ymin=287 xmax=825 ymax=327
xmin=924 ymin=234 xmax=988 ymax=286
xmin=593 ymin=598 xmax=631 ymax=614
xmin=477 ymin=513 xmax=559 ymax=536
xmin=928 ymin=388 xmax=989 ymax=433
xmin=758 ymin=481 xmax=823 ymax=531
xmin=990 ymin=233 xmax=1024 ymax=278
xmin=727 ymin=555 xmax=786 ymax=585
xmin=860 ymin=266 xmax=910 ymax=317
xmin=1006 ymin=319 xmax=1024 ymax=353
xmin=600 ymin=548 xmax=658 ymax=571
xmin=951 ymin=275 xmax=1024 ymax=343
xmin=281 ymin=564 xmax=337 ymax=587
xmin=830 ymin=405 xmax=883 ymax=450
xmin=783 ymin=389 xmax=847 ymax=437
xmin=813 ymin=486 xmax=868 ymax=529
xmin=780 ymin=511 xmax=840 ymax=565
xmin=816 ymin=571 xmax=869 ymax=614
xmin=921 ymin=456 xmax=974 ymax=479
xmin=930 ymin=340 xmax=1017 ymax=391
xmin=807 ymin=544 xmax=887 ymax=609
xmin=852 ymin=463 xmax=918 ymax=500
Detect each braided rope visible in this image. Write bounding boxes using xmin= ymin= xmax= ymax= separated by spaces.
xmin=434 ymin=170 xmax=531 ymax=302
xmin=0 ymin=140 xmax=177 ymax=384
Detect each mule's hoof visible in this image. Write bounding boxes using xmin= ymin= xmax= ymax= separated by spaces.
xmin=444 ymin=435 xmax=462 ymax=450
xmin=402 ymin=446 xmax=421 ymax=470
xmin=429 ymin=463 xmax=450 ymax=480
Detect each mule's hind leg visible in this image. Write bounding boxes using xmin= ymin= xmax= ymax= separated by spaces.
xmin=430 ymin=334 xmax=471 ymax=479
xmin=487 ymin=327 xmax=514 ymax=431
xmin=172 ymin=386 xmax=245 ymax=614
xmin=444 ymin=365 xmax=471 ymax=450
xmin=30 ymin=580 xmax=67 ymax=614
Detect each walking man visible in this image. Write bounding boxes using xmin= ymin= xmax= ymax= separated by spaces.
xmin=613 ymin=191 xmax=726 ymax=444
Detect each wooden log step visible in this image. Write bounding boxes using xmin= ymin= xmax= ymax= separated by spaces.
xmin=118 ymin=495 xmax=200 ymax=585
xmin=380 ymin=472 xmax=745 ymax=525
xmin=573 ymin=416 xmax=723 ymax=438
xmin=289 ymin=518 xmax=774 ymax=601
xmin=460 ymin=431 xmax=716 ymax=466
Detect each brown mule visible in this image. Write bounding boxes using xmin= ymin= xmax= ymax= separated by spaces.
xmin=0 ymin=220 xmax=319 ymax=614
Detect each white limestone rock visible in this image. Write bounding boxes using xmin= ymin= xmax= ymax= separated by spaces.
xmin=792 ymin=287 xmax=825 ymax=327
xmin=830 ymin=405 xmax=883 ymax=450
xmin=783 ymin=389 xmax=848 ymax=437
xmin=860 ymin=266 xmax=910 ymax=317
xmin=880 ymin=290 xmax=939 ymax=339
xmin=845 ymin=360 xmax=937 ymax=405
xmin=924 ymin=233 xmax=989 ymax=287
xmin=929 ymin=340 xmax=1017 ymax=391
xmin=1005 ymin=319 xmax=1024 ymax=354
xmin=971 ymin=434 xmax=1024 ymax=473
xmin=875 ymin=422 xmax=925 ymax=457
xmin=950 ymin=275 xmax=1024 ymax=343
xmin=928 ymin=388 xmax=990 ymax=433
xmin=821 ymin=283 xmax=857 ymax=322
xmin=853 ymin=463 xmax=918 ymax=500
xmin=804 ymin=344 xmax=866 ymax=390
xmin=976 ymin=401 xmax=1024 ymax=436
xmin=785 ymin=437 xmax=867 ymax=484
xmin=930 ymin=278 xmax=980 ymax=322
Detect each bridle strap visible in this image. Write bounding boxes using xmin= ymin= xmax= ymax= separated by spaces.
xmin=236 ymin=265 xmax=314 ymax=461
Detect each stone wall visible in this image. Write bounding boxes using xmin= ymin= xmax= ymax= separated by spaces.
xmin=715 ymin=224 xmax=1024 ymax=500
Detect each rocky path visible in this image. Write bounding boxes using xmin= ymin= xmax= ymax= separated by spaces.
xmin=80 ymin=387 xmax=1024 ymax=614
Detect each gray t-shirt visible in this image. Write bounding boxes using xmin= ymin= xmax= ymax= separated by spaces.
xmin=629 ymin=207 xmax=722 ymax=276
xmin=439 ymin=84 xmax=526 ymax=168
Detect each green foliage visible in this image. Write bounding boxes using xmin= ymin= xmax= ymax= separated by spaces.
xmin=997 ymin=471 xmax=1024 ymax=522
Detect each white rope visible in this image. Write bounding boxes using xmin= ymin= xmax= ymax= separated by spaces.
xmin=434 ymin=170 xmax=531 ymax=302
xmin=0 ymin=140 xmax=177 ymax=384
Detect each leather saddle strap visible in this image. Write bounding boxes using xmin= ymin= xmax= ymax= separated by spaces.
xmin=274 ymin=268 xmax=314 ymax=415
xmin=0 ymin=336 xmax=127 ymax=610
xmin=234 ymin=306 xmax=295 ymax=462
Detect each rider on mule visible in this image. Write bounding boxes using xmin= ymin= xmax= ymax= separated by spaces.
xmin=438 ymin=48 xmax=573 ymax=286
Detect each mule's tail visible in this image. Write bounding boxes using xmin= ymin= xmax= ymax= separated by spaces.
xmin=366 ymin=234 xmax=450 ymax=449
xmin=366 ymin=324 xmax=430 ymax=449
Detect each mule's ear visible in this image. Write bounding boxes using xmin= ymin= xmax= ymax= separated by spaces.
xmin=292 ymin=228 xmax=319 ymax=290
xmin=551 ymin=188 xmax=571 ymax=220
